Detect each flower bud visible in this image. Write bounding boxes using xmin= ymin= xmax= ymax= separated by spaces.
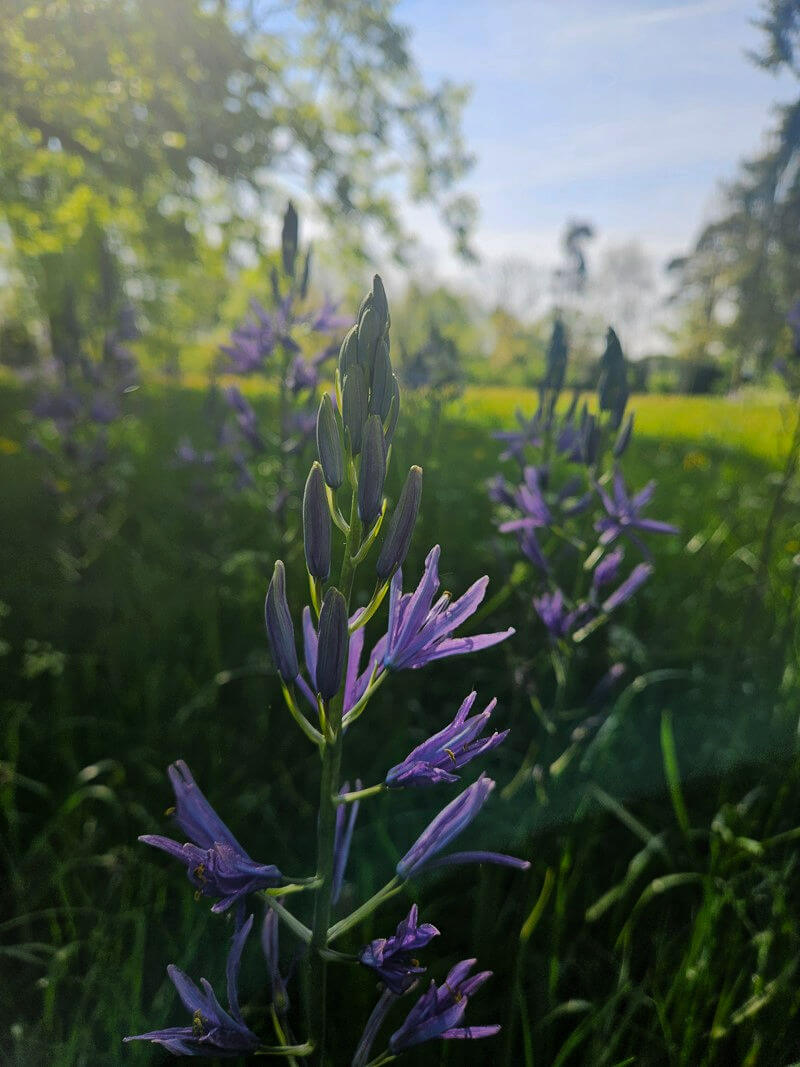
xmin=338 ymin=326 xmax=359 ymax=381
xmin=316 ymin=588 xmax=348 ymax=700
xmin=370 ymin=338 xmax=393 ymax=419
xmin=384 ymin=374 xmax=401 ymax=445
xmin=371 ymin=274 xmax=390 ymax=333
xmin=303 ymin=462 xmax=331 ymax=581
xmin=281 ymin=201 xmax=298 ymax=277
xmin=316 ymin=393 xmax=344 ymax=489
xmin=265 ymin=561 xmax=298 ymax=683
xmin=358 ymin=415 xmax=386 ymax=526
xmin=544 ymin=318 xmax=568 ymax=394
xmin=376 ymin=466 xmax=422 ymax=580
xmin=342 ymin=366 xmax=368 ymax=455
xmin=357 ymin=306 xmax=380 ymax=375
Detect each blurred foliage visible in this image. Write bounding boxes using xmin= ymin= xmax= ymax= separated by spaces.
xmin=0 ymin=0 xmax=474 ymax=369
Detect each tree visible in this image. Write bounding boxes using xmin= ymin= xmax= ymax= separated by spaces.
xmin=670 ymin=0 xmax=800 ymax=383
xmin=0 ymin=0 xmax=474 ymax=362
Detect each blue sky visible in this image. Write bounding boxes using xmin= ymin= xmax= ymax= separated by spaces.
xmin=396 ymin=0 xmax=795 ymax=275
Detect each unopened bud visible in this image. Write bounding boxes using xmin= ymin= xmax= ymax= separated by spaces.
xmin=265 ymin=561 xmax=298 ymax=683
xmin=376 ymin=466 xmax=423 ymax=580
xmin=316 ymin=588 xmax=348 ymax=700
xmin=338 ymin=326 xmax=359 ymax=381
xmin=372 ymin=274 xmax=390 ymax=333
xmin=370 ymin=339 xmax=393 ymax=419
xmin=358 ymin=415 xmax=386 ymax=526
xmin=281 ymin=202 xmax=298 ymax=277
xmin=357 ymin=306 xmax=380 ymax=375
xmin=316 ymin=394 xmax=344 ymax=489
xmin=384 ymin=375 xmax=401 ymax=445
xmin=303 ymin=463 xmax=331 ymax=581
xmin=342 ymin=366 xmax=368 ymax=455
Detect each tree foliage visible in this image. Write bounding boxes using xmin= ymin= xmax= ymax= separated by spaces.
xmin=0 ymin=0 xmax=474 ymax=362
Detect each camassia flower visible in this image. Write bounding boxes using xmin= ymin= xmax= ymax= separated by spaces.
xmin=124 ymin=915 xmax=260 ymax=1057
xmin=382 ymin=546 xmax=514 ymax=671
xmin=139 ymin=761 xmax=282 ymax=913
xmin=595 ymin=469 xmax=678 ymax=554
xmin=359 ymin=904 xmax=440 ymax=994
xmin=385 ymin=692 xmax=508 ymax=788
xmin=533 ymin=589 xmax=591 ymax=641
xmin=396 ymin=775 xmax=529 ymax=878
xmin=388 ymin=959 xmax=499 ymax=1051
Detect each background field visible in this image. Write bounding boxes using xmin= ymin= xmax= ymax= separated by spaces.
xmin=3 ymin=381 xmax=800 ymax=1066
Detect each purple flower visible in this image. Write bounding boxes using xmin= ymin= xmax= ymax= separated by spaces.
xmin=487 ymin=474 xmax=515 ymax=508
xmin=359 ymin=904 xmax=440 ymax=994
xmin=332 ymin=780 xmax=360 ymax=905
xmin=286 ymin=355 xmax=318 ymax=394
xmin=592 ymin=547 xmax=624 ymax=590
xmin=261 ymin=906 xmax=290 ymax=1015
xmin=595 ymin=469 xmax=678 ymax=554
xmin=600 ymin=562 xmax=653 ymax=613
xmin=381 ymin=546 xmax=514 ymax=672
xmin=124 ymin=914 xmax=260 ymax=1057
xmin=388 ymin=959 xmax=500 ymax=1051
xmin=385 ymin=692 xmax=508 ymax=788
xmin=492 ymin=408 xmax=544 ymax=463
xmin=498 ymin=466 xmax=552 ymax=534
xmin=223 ymin=386 xmax=263 ymax=451
xmin=139 ymin=761 xmax=282 ymax=913
xmin=396 ymin=775 xmax=529 ymax=879
xmin=533 ymin=589 xmax=591 ymax=641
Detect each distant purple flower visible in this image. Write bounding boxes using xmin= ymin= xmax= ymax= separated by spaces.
xmin=600 ymin=562 xmax=653 ymax=613
xmin=286 ymin=355 xmax=318 ymax=394
xmin=499 ymin=466 xmax=552 ymax=534
xmin=89 ymin=396 xmax=118 ymax=424
xmin=332 ymin=780 xmax=360 ymax=905
xmin=175 ymin=438 xmax=215 ymax=467
xmin=385 ymin=692 xmax=508 ymax=788
xmin=223 ymin=386 xmax=263 ymax=451
xmin=309 ymin=297 xmax=350 ymax=335
xmin=595 ymin=469 xmax=678 ymax=554
xmin=396 ymin=775 xmax=529 ymax=878
xmin=487 ymin=474 xmax=515 ymax=508
xmin=359 ymin=904 xmax=440 ymax=994
xmin=124 ymin=914 xmax=260 ymax=1057
xmin=381 ymin=546 xmax=514 ymax=672
xmin=139 ymin=761 xmax=282 ymax=913
xmin=519 ymin=528 xmax=550 ymax=573
xmin=493 ymin=409 xmax=544 ymax=463
xmin=533 ymin=589 xmax=591 ymax=641
xmin=388 ymin=959 xmax=499 ymax=1051
xmin=592 ymin=547 xmax=624 ymax=590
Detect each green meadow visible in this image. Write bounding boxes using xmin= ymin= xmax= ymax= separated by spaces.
xmin=3 ymin=380 xmax=800 ymax=1065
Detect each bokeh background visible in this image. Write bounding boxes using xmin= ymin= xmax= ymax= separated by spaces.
xmin=2 ymin=1 xmax=800 ymax=1064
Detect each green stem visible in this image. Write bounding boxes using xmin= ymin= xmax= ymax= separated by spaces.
xmin=308 ymin=487 xmax=362 ymax=1064
xmin=262 ymin=894 xmax=313 ymax=944
xmin=327 ymin=877 xmax=403 ymax=943
xmin=335 ymin=783 xmax=385 ymax=804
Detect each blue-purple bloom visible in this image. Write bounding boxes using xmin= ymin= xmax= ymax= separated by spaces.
xmin=359 ymin=904 xmax=440 ymax=994
xmin=595 ymin=469 xmax=678 ymax=554
xmin=381 ymin=546 xmax=514 ymax=672
xmin=385 ymin=692 xmax=508 ymax=788
xmin=124 ymin=914 xmax=260 ymax=1057
xmin=388 ymin=959 xmax=499 ymax=1051
xmin=139 ymin=761 xmax=282 ymax=913
xmin=533 ymin=589 xmax=591 ymax=641
xmin=261 ymin=906 xmax=290 ymax=1015
xmin=223 ymin=386 xmax=263 ymax=451
xmin=396 ymin=775 xmax=529 ymax=878
xmin=600 ymin=562 xmax=653 ymax=613
xmin=332 ymin=780 xmax=360 ymax=905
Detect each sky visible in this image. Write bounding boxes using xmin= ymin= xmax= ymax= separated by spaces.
xmin=395 ymin=0 xmax=795 ymax=283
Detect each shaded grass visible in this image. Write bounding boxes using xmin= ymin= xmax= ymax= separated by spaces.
xmin=1 ymin=381 xmax=799 ymax=1065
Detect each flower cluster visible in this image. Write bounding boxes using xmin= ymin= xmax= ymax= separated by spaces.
xmin=131 ymin=276 xmax=527 ymax=1063
xmin=177 ymin=202 xmax=347 ymax=505
xmin=490 ymin=321 xmax=678 ymax=794
xmin=26 ymin=309 xmax=140 ymax=571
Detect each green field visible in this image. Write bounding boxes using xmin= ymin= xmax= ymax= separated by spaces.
xmin=3 ymin=382 xmax=800 ymax=1066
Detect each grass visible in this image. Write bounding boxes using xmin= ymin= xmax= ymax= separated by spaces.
xmin=1 ymin=379 xmax=799 ymax=1065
